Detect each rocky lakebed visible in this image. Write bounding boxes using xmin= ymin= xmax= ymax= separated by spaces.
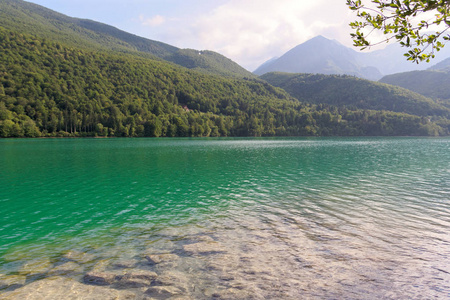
xmin=0 ymin=223 xmax=311 ymax=300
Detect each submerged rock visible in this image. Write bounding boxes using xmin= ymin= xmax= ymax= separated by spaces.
xmin=113 ymin=259 xmax=138 ymax=269
xmin=0 ymin=274 xmax=26 ymax=290
xmin=205 ymin=254 xmax=238 ymax=272
xmin=62 ymin=250 xmax=96 ymax=264
xmin=208 ymin=287 xmax=257 ymax=300
xmin=152 ymin=271 xmax=189 ymax=292
xmin=17 ymin=258 xmax=53 ymax=276
xmin=115 ymin=277 xmax=152 ymax=289
xmin=144 ymin=285 xmax=184 ymax=299
xmin=183 ymin=242 xmax=226 ymax=255
xmin=48 ymin=262 xmax=83 ymax=276
xmin=219 ymin=275 xmax=235 ymax=282
xmin=122 ymin=270 xmax=158 ymax=281
xmin=91 ymin=259 xmax=112 ymax=272
xmin=114 ymin=270 xmax=157 ymax=289
xmin=83 ymin=271 xmax=117 ymax=286
xmin=144 ymin=253 xmax=179 ymax=265
xmin=1 ymin=276 xmax=136 ymax=300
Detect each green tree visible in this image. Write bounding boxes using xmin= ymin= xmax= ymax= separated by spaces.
xmin=0 ymin=120 xmax=14 ymax=137
xmin=144 ymin=118 xmax=163 ymax=137
xmin=23 ymin=119 xmax=41 ymax=137
xmin=347 ymin=0 xmax=450 ymax=62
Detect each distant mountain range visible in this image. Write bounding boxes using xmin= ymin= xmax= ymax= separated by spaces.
xmin=254 ymin=36 xmax=450 ymax=80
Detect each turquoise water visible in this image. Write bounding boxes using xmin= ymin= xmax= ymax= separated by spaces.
xmin=0 ymin=137 xmax=449 ymax=299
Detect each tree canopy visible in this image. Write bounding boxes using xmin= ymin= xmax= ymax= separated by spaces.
xmin=347 ymin=0 xmax=450 ymax=62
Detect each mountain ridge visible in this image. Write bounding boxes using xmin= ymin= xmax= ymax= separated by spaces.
xmin=428 ymin=57 xmax=450 ymax=72
xmin=379 ymin=69 xmax=450 ymax=106
xmin=0 ymin=0 xmax=253 ymax=78
xmin=260 ymin=72 xmax=450 ymax=117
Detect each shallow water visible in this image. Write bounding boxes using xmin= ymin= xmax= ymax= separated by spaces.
xmin=0 ymin=137 xmax=449 ymax=299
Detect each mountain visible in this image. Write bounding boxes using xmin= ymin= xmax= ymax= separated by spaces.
xmin=379 ymin=71 xmax=450 ymax=108
xmin=378 ymin=56 xmax=450 ymax=107
xmin=428 ymin=57 xmax=450 ymax=72
xmin=254 ymin=36 xmax=450 ymax=80
xmin=0 ymin=0 xmax=253 ymax=78
xmin=254 ymin=36 xmax=383 ymax=80
xmin=260 ymin=72 xmax=450 ymax=118
xmin=257 ymin=56 xmax=279 ymax=70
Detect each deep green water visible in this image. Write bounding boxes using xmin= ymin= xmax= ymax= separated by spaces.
xmin=1 ymin=137 xmax=449 ymax=299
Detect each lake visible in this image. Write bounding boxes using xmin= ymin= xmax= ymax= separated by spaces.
xmin=0 ymin=137 xmax=449 ymax=299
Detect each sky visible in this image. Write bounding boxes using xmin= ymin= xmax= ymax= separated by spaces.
xmin=26 ymin=0 xmax=361 ymax=71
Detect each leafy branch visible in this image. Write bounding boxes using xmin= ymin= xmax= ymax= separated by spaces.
xmin=347 ymin=0 xmax=450 ymax=63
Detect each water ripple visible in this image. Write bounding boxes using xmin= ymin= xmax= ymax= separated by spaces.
xmin=0 ymin=137 xmax=449 ymax=299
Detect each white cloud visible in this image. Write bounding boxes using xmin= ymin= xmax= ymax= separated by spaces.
xmin=140 ymin=14 xmax=166 ymax=27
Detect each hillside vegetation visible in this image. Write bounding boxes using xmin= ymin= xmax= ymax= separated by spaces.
xmin=260 ymin=72 xmax=450 ymax=117
xmin=1 ymin=27 xmax=447 ymax=138
xmin=0 ymin=0 xmax=253 ymax=78
xmin=380 ymin=70 xmax=450 ymax=108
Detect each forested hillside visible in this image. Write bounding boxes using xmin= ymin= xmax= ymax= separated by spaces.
xmin=380 ymin=71 xmax=450 ymax=108
xmin=0 ymin=0 xmax=253 ymax=78
xmin=1 ymin=27 xmax=447 ymax=137
xmin=260 ymin=72 xmax=450 ymax=117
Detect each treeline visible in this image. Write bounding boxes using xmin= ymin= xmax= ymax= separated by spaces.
xmin=0 ymin=28 xmax=447 ymax=138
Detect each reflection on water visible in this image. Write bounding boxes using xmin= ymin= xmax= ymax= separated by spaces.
xmin=0 ymin=137 xmax=449 ymax=299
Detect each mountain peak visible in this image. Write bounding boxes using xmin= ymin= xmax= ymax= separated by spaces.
xmin=253 ymin=36 xmax=382 ymax=80
xmin=304 ymin=35 xmax=342 ymax=46
xmin=309 ymin=35 xmax=331 ymax=42
xmin=311 ymin=35 xmax=327 ymax=41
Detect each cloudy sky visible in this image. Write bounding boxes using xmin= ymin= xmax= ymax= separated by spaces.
xmin=26 ymin=0 xmax=359 ymax=71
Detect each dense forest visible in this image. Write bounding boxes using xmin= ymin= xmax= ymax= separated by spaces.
xmin=1 ymin=27 xmax=448 ymax=138
xmin=260 ymin=72 xmax=450 ymax=117
xmin=380 ymin=70 xmax=450 ymax=108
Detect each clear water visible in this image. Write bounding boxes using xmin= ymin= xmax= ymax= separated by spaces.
xmin=0 ymin=137 xmax=449 ymax=299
